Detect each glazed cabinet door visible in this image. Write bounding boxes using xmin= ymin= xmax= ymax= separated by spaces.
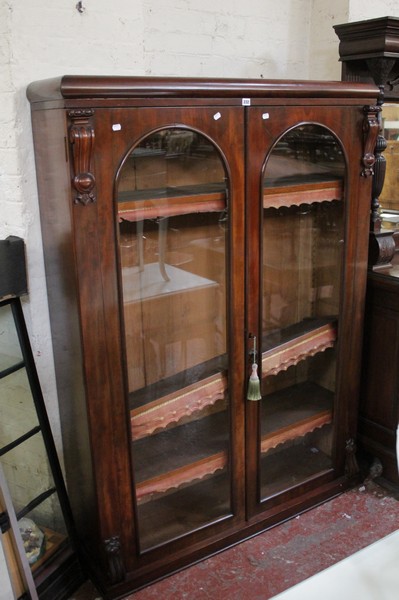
xmin=245 ymin=105 xmax=370 ymax=517
xmin=94 ymin=107 xmax=246 ymax=558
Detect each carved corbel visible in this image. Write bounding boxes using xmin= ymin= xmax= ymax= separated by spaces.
xmin=361 ymin=105 xmax=381 ymax=178
xmin=366 ymin=57 xmax=396 ymax=100
xmin=68 ymin=109 xmax=96 ymax=205
xmin=104 ymin=535 xmax=125 ymax=584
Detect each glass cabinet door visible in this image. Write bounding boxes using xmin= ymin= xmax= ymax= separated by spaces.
xmin=116 ymin=128 xmax=231 ymax=550
xmin=258 ymin=125 xmax=345 ymax=502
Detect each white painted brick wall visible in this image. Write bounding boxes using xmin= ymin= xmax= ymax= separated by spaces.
xmin=142 ymin=0 xmax=313 ymax=78
xmin=349 ymin=0 xmax=399 ymax=21
xmin=1 ymin=0 xmax=399 ymax=588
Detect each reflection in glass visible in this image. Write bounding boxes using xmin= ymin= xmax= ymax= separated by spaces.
xmin=117 ymin=128 xmax=231 ymax=549
xmin=260 ymin=125 xmax=345 ymax=500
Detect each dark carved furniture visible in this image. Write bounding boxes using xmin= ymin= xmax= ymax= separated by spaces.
xmin=334 ymin=16 xmax=399 ymax=98
xmin=335 ymin=16 xmax=399 ymax=269
xmin=335 ymin=17 xmax=399 ymax=486
xmin=27 ymin=76 xmax=378 ymax=597
xmin=360 ymin=270 xmax=399 ymax=484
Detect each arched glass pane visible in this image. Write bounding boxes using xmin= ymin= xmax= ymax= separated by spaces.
xmin=116 ymin=128 xmax=231 ymax=549
xmin=259 ymin=125 xmax=345 ymax=500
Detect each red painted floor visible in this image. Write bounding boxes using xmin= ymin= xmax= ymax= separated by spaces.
xmin=71 ymin=480 xmax=399 ymax=600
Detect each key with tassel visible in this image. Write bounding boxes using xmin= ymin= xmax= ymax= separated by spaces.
xmin=247 ymin=335 xmax=262 ymax=401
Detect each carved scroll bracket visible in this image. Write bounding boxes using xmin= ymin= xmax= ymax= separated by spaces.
xmin=361 ymin=105 xmax=381 ymax=178
xmin=68 ymin=109 xmax=96 ymax=205
xmin=366 ymin=57 xmax=396 ymax=104
xmin=104 ymin=535 xmax=125 ymax=584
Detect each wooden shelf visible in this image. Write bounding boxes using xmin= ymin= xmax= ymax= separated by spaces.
xmin=118 ymin=183 xmax=226 ymax=222
xmin=117 ymin=171 xmax=342 ymax=222
xmin=133 ymin=381 xmax=332 ymax=503
xmin=119 ymin=338 xmax=335 ymax=542
xmin=260 ymin=438 xmax=332 ymax=500
xmin=262 ymin=317 xmax=337 ymax=377
xmin=130 ymin=318 xmax=336 ymax=442
xmin=260 ymin=382 xmax=333 ymax=453
xmin=133 ymin=410 xmax=229 ymax=504
xmin=263 ymin=180 xmax=343 ymax=209
xmin=136 ymin=451 xmax=226 ymax=504
xmin=263 ymin=154 xmax=344 ymax=209
xmin=131 ymin=370 xmax=227 ymax=439
xmin=136 ymin=471 xmax=231 ymax=550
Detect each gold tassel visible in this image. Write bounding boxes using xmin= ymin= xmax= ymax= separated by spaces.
xmin=247 ymin=335 xmax=261 ymax=401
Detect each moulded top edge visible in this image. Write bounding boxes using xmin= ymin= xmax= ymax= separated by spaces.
xmin=334 ymin=15 xmax=399 ymax=36
xmin=26 ymin=75 xmax=379 ymax=103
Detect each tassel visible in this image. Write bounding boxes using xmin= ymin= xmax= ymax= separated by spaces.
xmin=247 ymin=335 xmax=261 ymax=401
xmin=247 ymin=362 xmax=262 ymax=401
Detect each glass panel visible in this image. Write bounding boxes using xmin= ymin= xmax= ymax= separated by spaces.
xmin=260 ymin=125 xmax=345 ymax=500
xmin=117 ymin=128 xmax=231 ymax=549
xmin=1 ymin=435 xmax=67 ymax=567
xmin=0 ymin=368 xmax=39 ymax=445
xmin=0 ymin=303 xmax=68 ymax=573
xmin=18 ymin=494 xmax=67 ymax=573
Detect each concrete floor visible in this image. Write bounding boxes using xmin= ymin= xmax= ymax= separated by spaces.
xmin=69 ymin=479 xmax=399 ymax=600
